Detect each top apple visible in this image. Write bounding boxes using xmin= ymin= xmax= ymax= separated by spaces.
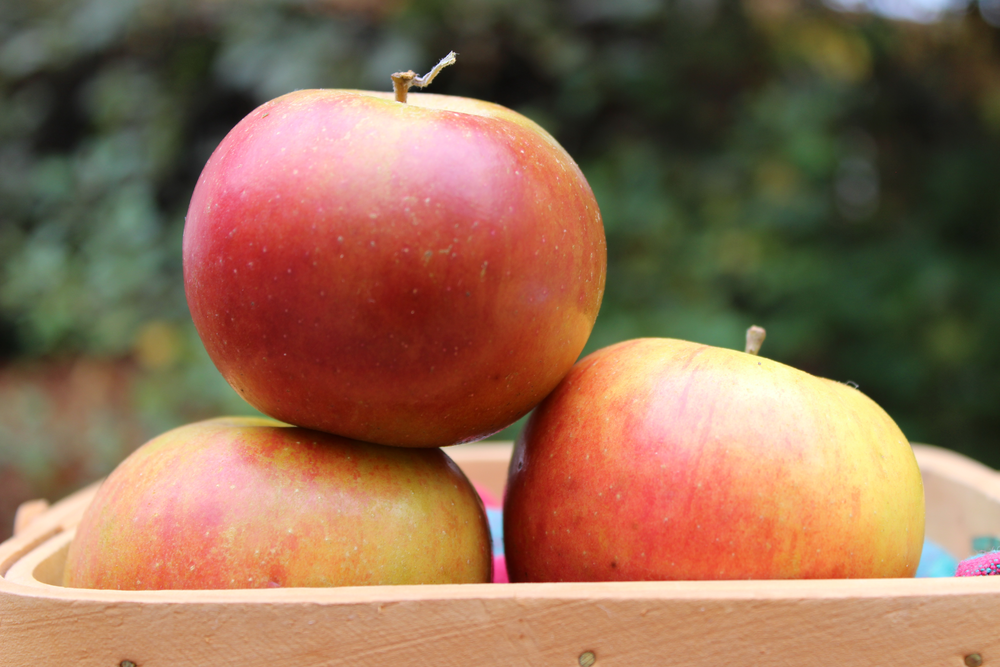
xmin=183 ymin=74 xmax=606 ymax=447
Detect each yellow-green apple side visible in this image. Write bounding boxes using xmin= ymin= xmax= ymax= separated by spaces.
xmin=64 ymin=417 xmax=492 ymax=589
xmin=182 ymin=90 xmax=606 ymax=448
xmin=504 ymin=337 xmax=925 ymax=582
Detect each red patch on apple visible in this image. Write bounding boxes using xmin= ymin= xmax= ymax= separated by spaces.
xmin=183 ymin=90 xmax=606 ymax=448
xmin=64 ymin=417 xmax=493 ymax=589
xmin=503 ymin=336 xmax=925 ymax=582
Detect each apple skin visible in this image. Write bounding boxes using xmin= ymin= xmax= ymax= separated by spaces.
xmin=503 ymin=338 xmax=925 ymax=582
xmin=183 ymin=90 xmax=606 ymax=448
xmin=63 ymin=417 xmax=492 ymax=590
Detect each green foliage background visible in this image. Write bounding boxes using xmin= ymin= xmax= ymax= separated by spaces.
xmin=1 ymin=0 xmax=999 ymax=531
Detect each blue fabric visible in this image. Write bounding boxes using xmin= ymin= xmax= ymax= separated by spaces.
xmin=915 ymin=539 xmax=958 ymax=577
xmin=487 ymin=507 xmax=504 ymax=556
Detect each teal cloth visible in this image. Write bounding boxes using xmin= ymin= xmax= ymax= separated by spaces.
xmin=915 ymin=539 xmax=958 ymax=577
xmin=487 ymin=507 xmax=504 ymax=556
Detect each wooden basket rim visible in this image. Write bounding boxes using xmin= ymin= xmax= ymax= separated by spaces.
xmin=4 ymin=442 xmax=1000 ymax=605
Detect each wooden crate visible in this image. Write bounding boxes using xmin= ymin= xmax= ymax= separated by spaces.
xmin=3 ymin=442 xmax=1000 ymax=667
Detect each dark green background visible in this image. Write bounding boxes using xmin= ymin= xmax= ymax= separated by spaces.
xmin=2 ymin=0 xmax=999 ymax=537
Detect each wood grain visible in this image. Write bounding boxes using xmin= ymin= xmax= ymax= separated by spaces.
xmin=2 ymin=442 xmax=999 ymax=667
xmin=447 ymin=441 xmax=512 ymax=501
xmin=912 ymin=444 xmax=1000 ymax=560
xmin=12 ymin=499 xmax=49 ymax=537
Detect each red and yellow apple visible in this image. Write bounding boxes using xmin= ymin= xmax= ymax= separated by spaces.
xmin=64 ymin=417 xmax=492 ymax=589
xmin=503 ymin=336 xmax=925 ymax=582
xmin=183 ymin=89 xmax=606 ymax=448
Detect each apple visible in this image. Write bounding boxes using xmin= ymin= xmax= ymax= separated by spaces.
xmin=64 ymin=417 xmax=492 ymax=589
xmin=503 ymin=333 xmax=925 ymax=582
xmin=182 ymin=77 xmax=606 ymax=448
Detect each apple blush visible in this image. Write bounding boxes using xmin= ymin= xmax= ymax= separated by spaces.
xmin=182 ymin=54 xmax=606 ymax=448
xmin=64 ymin=417 xmax=492 ymax=590
xmin=503 ymin=329 xmax=926 ymax=582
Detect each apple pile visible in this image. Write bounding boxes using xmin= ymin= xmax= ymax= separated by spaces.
xmin=64 ymin=53 xmax=924 ymax=589
xmin=63 ymin=55 xmax=607 ymax=590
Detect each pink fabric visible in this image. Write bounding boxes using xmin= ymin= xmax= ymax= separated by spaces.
xmin=956 ymin=551 xmax=1000 ymax=576
xmin=493 ymin=555 xmax=509 ymax=583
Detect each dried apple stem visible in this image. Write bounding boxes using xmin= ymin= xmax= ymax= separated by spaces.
xmin=745 ymin=325 xmax=766 ymax=355
xmin=391 ymin=51 xmax=458 ymax=103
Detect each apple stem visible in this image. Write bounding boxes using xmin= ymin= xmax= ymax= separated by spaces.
xmin=745 ymin=325 xmax=766 ymax=355
xmin=391 ymin=51 xmax=458 ymax=104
